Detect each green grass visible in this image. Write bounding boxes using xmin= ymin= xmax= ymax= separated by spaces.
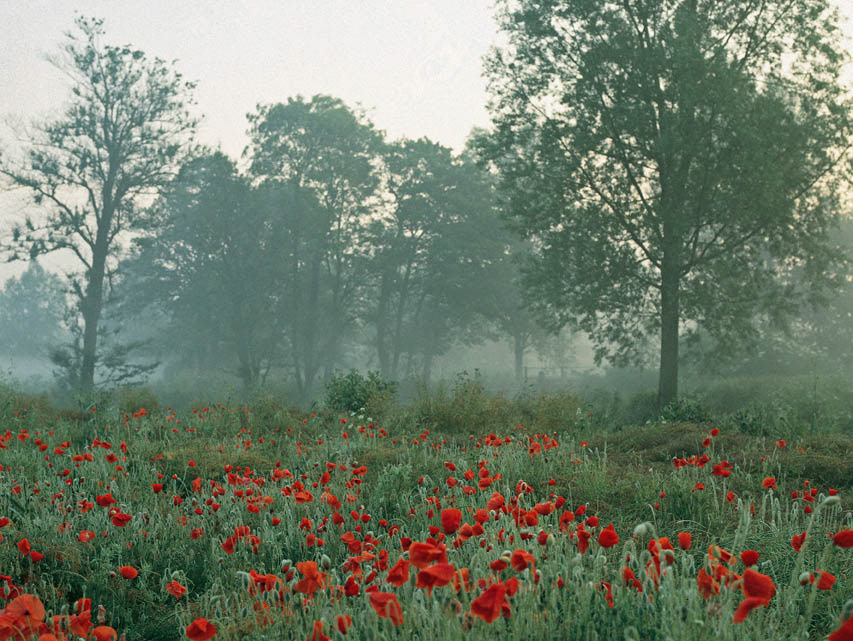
xmin=0 ymin=382 xmax=852 ymax=640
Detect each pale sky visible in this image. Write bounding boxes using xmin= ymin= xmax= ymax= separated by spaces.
xmin=0 ymin=0 xmax=851 ymax=282
xmin=0 ymin=0 xmax=498 ymax=160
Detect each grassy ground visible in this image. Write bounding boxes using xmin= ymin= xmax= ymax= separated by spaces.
xmin=0 ymin=382 xmax=852 ymax=640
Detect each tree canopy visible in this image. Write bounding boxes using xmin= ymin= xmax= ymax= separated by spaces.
xmin=480 ymin=0 xmax=853 ymax=407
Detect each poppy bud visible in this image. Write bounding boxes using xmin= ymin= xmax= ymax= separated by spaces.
xmin=632 ymin=522 xmax=652 ymax=538
xmin=320 ymin=554 xmax=332 ymax=570
xmin=799 ymin=571 xmax=812 ymax=585
xmin=820 ymin=495 xmax=840 ymax=507
xmin=281 ymin=559 xmax=292 ymax=573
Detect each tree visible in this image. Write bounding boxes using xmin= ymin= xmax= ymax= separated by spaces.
xmin=0 ymin=16 xmax=196 ymax=390
xmin=480 ymin=0 xmax=852 ymax=407
xmin=130 ymin=152 xmax=287 ymax=394
xmin=247 ymin=95 xmax=383 ymax=401
xmin=367 ymin=138 xmax=504 ymax=380
xmin=0 ymin=261 xmax=66 ymax=359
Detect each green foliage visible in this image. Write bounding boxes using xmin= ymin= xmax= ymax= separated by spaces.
xmin=324 ymin=369 xmax=397 ymax=415
xmin=660 ymin=395 xmax=712 ymax=424
xmin=479 ymin=0 xmax=853 ymax=405
xmin=0 ymin=15 xmax=197 ymax=390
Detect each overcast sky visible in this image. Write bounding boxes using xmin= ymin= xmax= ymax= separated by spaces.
xmin=1 ymin=0 xmax=498 ymax=160
xmin=0 ymin=0 xmax=851 ymax=281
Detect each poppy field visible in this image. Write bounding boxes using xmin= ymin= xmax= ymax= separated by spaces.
xmin=1 ymin=401 xmax=852 ymax=641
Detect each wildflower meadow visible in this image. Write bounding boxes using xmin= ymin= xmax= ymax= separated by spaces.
xmin=0 ymin=396 xmax=852 ymax=641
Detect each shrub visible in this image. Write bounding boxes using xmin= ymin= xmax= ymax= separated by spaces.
xmin=325 ymin=369 xmax=397 ymax=415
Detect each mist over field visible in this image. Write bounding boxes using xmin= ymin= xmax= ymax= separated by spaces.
xmin=0 ymin=0 xmax=850 ymax=415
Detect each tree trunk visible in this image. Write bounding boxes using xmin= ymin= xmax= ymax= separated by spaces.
xmin=80 ymin=231 xmax=110 ymax=390
xmin=513 ymin=333 xmax=526 ymax=385
xmin=658 ymin=262 xmax=680 ymax=410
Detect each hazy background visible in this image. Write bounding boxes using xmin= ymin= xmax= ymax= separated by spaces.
xmin=0 ymin=1 xmax=851 ymax=408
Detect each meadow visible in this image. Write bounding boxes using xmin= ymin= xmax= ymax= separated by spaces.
xmin=1 ymin=378 xmax=852 ymax=641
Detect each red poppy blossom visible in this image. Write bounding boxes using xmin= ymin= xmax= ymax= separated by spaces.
xmin=740 ymin=550 xmax=759 ymax=567
xmin=742 ymin=568 xmax=775 ymax=603
xmin=119 ymin=565 xmax=138 ymax=579
xmin=368 ymin=591 xmax=403 ymax=626
xmin=16 ymin=539 xmax=30 ymax=556
xmin=598 ymin=523 xmax=619 ymax=548
xmin=828 ymin=615 xmax=853 ymax=641
xmin=416 ymin=563 xmax=456 ymax=596
xmin=733 ymin=597 xmax=769 ymax=623
xmin=408 ymin=541 xmax=447 ymax=569
xmin=336 ymin=614 xmax=352 ymax=634
xmin=832 ymin=529 xmax=853 ymax=549
xmin=470 ymin=582 xmax=509 ymax=623
xmin=5 ymin=593 xmax=46 ymax=630
xmin=110 ymin=512 xmax=132 ymax=527
xmin=761 ymin=477 xmax=777 ymax=490
xmin=166 ymin=580 xmax=187 ymax=598
xmin=510 ymin=549 xmax=535 ymax=573
xmin=306 ymin=620 xmax=330 ymax=641
xmin=441 ymin=508 xmax=462 ymax=535
xmin=791 ymin=532 xmax=807 ymax=552
xmin=816 ymin=570 xmax=837 ymax=591
xmin=186 ymin=617 xmax=217 ymax=641
xmin=92 ymin=626 xmax=118 ymax=641
xmin=386 ymin=558 xmax=410 ymax=587
xmin=678 ymin=532 xmax=692 ymax=550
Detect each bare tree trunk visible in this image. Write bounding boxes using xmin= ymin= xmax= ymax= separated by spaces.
xmin=658 ymin=258 xmax=680 ymax=410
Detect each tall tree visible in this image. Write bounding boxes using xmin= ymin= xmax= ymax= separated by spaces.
xmin=0 ymin=261 xmax=66 ymax=360
xmin=480 ymin=0 xmax=852 ymax=407
xmin=130 ymin=152 xmax=287 ymax=394
xmin=0 ymin=16 xmax=196 ymax=390
xmin=247 ymin=95 xmax=383 ymax=401
xmin=368 ymin=138 xmax=503 ymax=380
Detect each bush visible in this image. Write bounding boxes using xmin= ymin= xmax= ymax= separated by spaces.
xmin=660 ymin=395 xmax=711 ymax=424
xmin=325 ymin=369 xmax=397 ymax=416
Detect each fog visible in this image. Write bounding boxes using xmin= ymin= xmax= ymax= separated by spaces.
xmin=0 ymin=3 xmax=852 ymax=410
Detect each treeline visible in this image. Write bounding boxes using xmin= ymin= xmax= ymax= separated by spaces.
xmin=2 ymin=3 xmax=853 ymax=409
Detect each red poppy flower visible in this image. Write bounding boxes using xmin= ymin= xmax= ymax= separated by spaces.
xmin=119 ymin=565 xmax=138 ymax=579
xmin=306 ymin=620 xmax=330 ymax=641
xmin=733 ymin=597 xmax=769 ymax=623
xmin=92 ymin=626 xmax=118 ymax=641
xmin=96 ymin=493 xmax=117 ymax=507
xmin=816 ymin=570 xmax=836 ymax=591
xmin=408 ymin=541 xmax=447 ymax=569
xmin=386 ymin=558 xmax=410 ymax=587
xmin=740 ymin=550 xmax=759 ymax=567
xmin=678 ymin=532 xmax=692 ymax=550
xmin=510 ymin=549 xmax=535 ymax=573
xmin=832 ymin=529 xmax=853 ymax=549
xmin=441 ymin=508 xmax=462 ymax=535
xmin=742 ymin=568 xmax=775 ymax=603
xmin=69 ymin=610 xmax=93 ymax=637
xmin=16 ymin=539 xmax=30 ymax=556
xmin=293 ymin=561 xmax=326 ymax=596
xmin=368 ymin=591 xmax=403 ymax=626
xmin=186 ymin=617 xmax=217 ymax=641
xmin=761 ymin=477 xmax=777 ymax=490
xmin=791 ymin=531 xmax=807 ymax=552
xmin=5 ymin=593 xmax=46 ymax=630
xmin=336 ymin=614 xmax=352 ymax=634
xmin=828 ymin=615 xmax=853 ymax=641
xmin=110 ymin=512 xmax=132 ymax=527
xmin=598 ymin=523 xmax=619 ymax=548
xmin=470 ymin=582 xmax=509 ymax=623
xmin=166 ymin=580 xmax=187 ymax=598
xmin=415 ymin=563 xmax=455 ymax=596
